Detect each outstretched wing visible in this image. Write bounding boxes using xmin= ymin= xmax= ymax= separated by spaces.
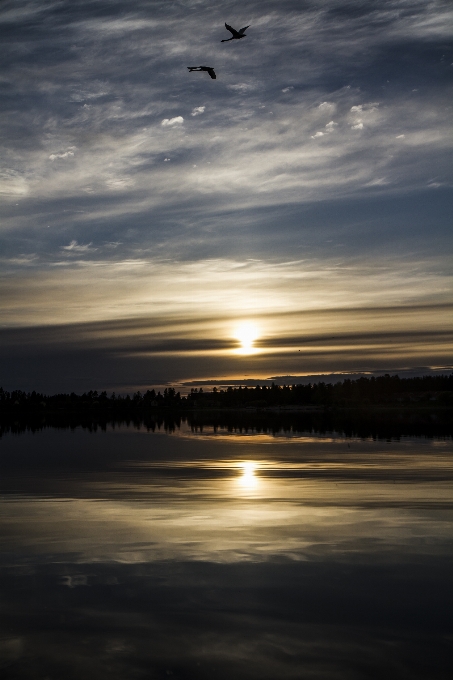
xmin=238 ymin=25 xmax=250 ymax=34
xmin=207 ymin=68 xmax=216 ymax=79
xmin=225 ymin=23 xmax=238 ymax=36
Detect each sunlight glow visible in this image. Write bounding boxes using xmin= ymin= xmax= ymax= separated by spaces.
xmin=234 ymin=322 xmax=260 ymax=355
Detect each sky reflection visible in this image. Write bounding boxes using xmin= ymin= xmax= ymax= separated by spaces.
xmin=1 ymin=426 xmax=452 ymax=679
xmin=1 ymin=430 xmax=452 ymax=566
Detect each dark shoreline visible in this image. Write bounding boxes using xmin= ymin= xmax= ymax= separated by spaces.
xmin=1 ymin=405 xmax=452 ymax=440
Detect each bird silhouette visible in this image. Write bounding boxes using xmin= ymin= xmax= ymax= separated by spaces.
xmin=221 ymin=23 xmax=250 ymax=42
xmin=187 ymin=66 xmax=216 ymax=79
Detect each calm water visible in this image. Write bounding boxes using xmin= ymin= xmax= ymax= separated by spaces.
xmin=1 ymin=422 xmax=452 ymax=679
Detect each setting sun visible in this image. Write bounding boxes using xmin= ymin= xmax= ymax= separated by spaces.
xmin=234 ymin=322 xmax=260 ymax=354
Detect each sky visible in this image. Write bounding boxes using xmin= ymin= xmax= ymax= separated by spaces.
xmin=0 ymin=0 xmax=452 ymax=393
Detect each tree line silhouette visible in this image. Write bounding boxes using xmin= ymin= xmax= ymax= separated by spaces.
xmin=1 ymin=374 xmax=452 ymax=414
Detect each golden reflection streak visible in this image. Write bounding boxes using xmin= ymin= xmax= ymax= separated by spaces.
xmin=237 ymin=461 xmax=258 ymax=491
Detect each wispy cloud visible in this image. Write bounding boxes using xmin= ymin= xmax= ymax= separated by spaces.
xmin=49 ymin=147 xmax=76 ymax=161
xmin=1 ymin=254 xmax=451 ymax=326
xmin=61 ymin=240 xmax=96 ymax=253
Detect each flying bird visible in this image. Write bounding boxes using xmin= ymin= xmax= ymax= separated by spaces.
xmin=221 ymin=23 xmax=250 ymax=42
xmin=187 ymin=66 xmax=216 ymax=79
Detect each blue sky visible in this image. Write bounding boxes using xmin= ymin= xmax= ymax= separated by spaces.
xmin=0 ymin=0 xmax=452 ymax=392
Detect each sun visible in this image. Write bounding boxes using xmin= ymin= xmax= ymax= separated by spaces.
xmin=234 ymin=322 xmax=260 ymax=354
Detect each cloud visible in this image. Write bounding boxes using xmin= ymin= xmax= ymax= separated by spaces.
xmin=228 ymin=83 xmax=255 ymax=92
xmin=1 ymin=252 xmax=451 ymax=328
xmin=364 ymin=177 xmax=389 ymax=186
xmin=61 ymin=240 xmax=95 ymax=253
xmin=191 ymin=106 xmax=205 ymax=116
xmin=161 ymin=116 xmax=184 ymax=126
xmin=0 ymin=5 xmax=449 ymax=213
xmin=0 ymin=296 xmax=451 ymax=392
xmin=318 ymin=102 xmax=336 ymax=113
xmin=105 ymin=177 xmax=135 ymax=190
xmin=0 ymin=169 xmax=28 ymax=195
xmin=312 ymin=121 xmax=338 ymax=137
xmin=349 ymin=103 xmax=380 ymax=130
xmin=49 ymin=148 xmax=76 ymax=161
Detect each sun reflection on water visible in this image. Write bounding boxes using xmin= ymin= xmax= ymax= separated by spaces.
xmin=238 ymin=461 xmax=258 ymax=491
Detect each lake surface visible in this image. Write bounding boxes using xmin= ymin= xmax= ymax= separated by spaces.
xmin=1 ymin=421 xmax=452 ymax=679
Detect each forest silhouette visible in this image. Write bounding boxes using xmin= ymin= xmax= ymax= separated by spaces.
xmin=1 ymin=373 xmax=452 ymax=412
xmin=1 ymin=374 xmax=452 ymax=440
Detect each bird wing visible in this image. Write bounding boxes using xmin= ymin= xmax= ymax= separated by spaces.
xmin=207 ymin=68 xmax=216 ymax=79
xmin=225 ymin=23 xmax=238 ymax=36
xmin=238 ymin=25 xmax=250 ymax=34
